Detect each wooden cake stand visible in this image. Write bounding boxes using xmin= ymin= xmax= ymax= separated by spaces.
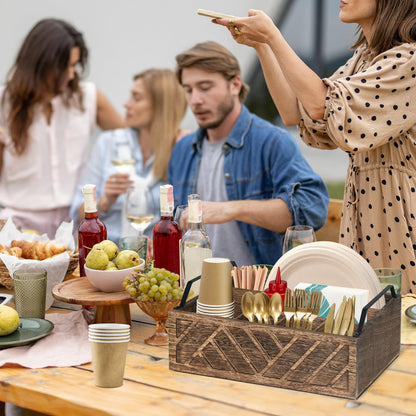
xmin=52 ymin=277 xmax=135 ymax=325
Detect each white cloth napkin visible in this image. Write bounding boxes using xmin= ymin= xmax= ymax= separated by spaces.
xmin=0 ymin=310 xmax=92 ymax=368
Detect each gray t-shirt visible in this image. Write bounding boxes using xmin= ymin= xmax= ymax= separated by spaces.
xmin=196 ymin=138 xmax=255 ymax=267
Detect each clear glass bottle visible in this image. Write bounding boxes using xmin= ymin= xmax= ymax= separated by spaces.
xmin=78 ymin=184 xmax=107 ymax=277
xmin=153 ymin=185 xmax=182 ymax=275
xmin=180 ymin=194 xmax=212 ymax=296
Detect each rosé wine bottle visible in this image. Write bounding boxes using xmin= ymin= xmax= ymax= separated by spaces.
xmin=153 ymin=185 xmax=181 ymax=275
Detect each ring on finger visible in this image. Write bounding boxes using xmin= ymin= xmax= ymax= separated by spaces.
xmin=234 ymin=26 xmax=242 ymax=35
xmin=228 ymin=17 xmax=234 ymax=26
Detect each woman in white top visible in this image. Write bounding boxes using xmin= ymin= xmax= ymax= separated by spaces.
xmin=0 ymin=18 xmax=124 ymax=238
xmin=70 ymin=68 xmax=187 ymax=247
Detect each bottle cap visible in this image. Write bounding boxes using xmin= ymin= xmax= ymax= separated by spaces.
xmin=82 ymin=184 xmax=97 ymax=213
xmin=160 ymin=184 xmax=174 ymax=216
xmin=275 ymin=266 xmax=287 ymax=293
xmin=188 ymin=194 xmax=202 ymax=223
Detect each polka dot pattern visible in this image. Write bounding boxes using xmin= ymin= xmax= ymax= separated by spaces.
xmin=297 ymin=43 xmax=416 ymax=294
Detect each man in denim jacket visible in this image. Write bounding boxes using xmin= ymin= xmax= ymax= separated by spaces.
xmin=168 ymin=41 xmax=329 ymax=266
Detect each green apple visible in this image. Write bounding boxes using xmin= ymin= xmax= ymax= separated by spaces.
xmin=0 ymin=305 xmax=20 ymax=336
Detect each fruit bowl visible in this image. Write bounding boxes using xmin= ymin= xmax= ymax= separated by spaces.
xmin=85 ymin=259 xmax=145 ymax=292
xmin=134 ymin=299 xmax=180 ymax=346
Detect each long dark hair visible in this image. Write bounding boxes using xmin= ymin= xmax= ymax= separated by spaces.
xmin=352 ymin=0 xmax=416 ymax=54
xmin=2 ymin=18 xmax=88 ymax=154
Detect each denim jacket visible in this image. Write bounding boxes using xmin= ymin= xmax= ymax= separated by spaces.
xmin=168 ymin=106 xmax=329 ymax=264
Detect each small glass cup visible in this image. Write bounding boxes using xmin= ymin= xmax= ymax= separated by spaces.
xmin=13 ymin=265 xmax=47 ymax=318
xmin=374 ymin=268 xmax=402 ymax=295
xmin=282 ymin=225 xmax=316 ymax=255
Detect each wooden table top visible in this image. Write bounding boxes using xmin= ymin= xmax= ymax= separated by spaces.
xmin=0 ymin=314 xmax=415 ymax=415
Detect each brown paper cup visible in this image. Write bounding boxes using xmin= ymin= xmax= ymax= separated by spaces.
xmin=90 ymin=340 xmax=128 ymax=388
xmin=198 ymin=257 xmax=232 ymax=305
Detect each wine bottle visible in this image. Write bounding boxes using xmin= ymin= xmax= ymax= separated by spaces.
xmin=153 ymin=185 xmax=182 ymax=275
xmin=78 ymin=184 xmax=107 ymax=277
xmin=180 ymin=194 xmax=212 ymax=297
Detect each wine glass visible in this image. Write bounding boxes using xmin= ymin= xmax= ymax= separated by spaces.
xmin=282 ymin=225 xmax=316 ymax=255
xmin=111 ymin=131 xmax=135 ymax=174
xmin=124 ymin=181 xmax=156 ymax=236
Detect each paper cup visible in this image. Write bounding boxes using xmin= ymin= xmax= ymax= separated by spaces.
xmin=198 ymin=258 xmax=232 ymax=305
xmin=90 ymin=339 xmax=129 ymax=388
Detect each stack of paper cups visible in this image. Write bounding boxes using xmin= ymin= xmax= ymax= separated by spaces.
xmin=197 ymin=257 xmax=234 ymax=318
xmin=88 ymin=324 xmax=130 ymax=388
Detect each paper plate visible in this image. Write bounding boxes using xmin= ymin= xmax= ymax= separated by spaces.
xmin=266 ymin=242 xmax=385 ymax=309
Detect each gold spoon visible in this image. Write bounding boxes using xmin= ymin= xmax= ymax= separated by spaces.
xmin=254 ymin=292 xmax=266 ymax=323
xmin=241 ymin=291 xmax=255 ymax=322
xmin=269 ymin=292 xmax=282 ymax=324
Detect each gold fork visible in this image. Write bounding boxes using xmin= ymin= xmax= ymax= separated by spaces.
xmin=293 ymin=289 xmax=308 ymax=328
xmin=306 ymin=291 xmax=322 ymax=330
xmin=283 ymin=289 xmax=296 ymax=327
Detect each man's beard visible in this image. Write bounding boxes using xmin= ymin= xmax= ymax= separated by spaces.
xmin=196 ymin=96 xmax=234 ymax=130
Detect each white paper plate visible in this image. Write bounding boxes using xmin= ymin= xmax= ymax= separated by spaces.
xmin=266 ymin=242 xmax=385 ymax=309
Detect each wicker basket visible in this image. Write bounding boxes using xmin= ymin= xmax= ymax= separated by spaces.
xmin=0 ymin=250 xmax=79 ymax=290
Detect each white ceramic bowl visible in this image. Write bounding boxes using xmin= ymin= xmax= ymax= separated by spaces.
xmin=85 ymin=259 xmax=145 ymax=292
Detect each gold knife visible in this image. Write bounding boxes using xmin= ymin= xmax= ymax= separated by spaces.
xmin=324 ymin=303 xmax=336 ymax=333
xmin=332 ymin=296 xmax=347 ymax=335
xmin=347 ymin=296 xmax=356 ymax=337
xmin=339 ymin=298 xmax=352 ymax=336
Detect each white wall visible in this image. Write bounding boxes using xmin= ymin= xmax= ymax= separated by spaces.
xmin=0 ymin=0 xmax=352 ymax=180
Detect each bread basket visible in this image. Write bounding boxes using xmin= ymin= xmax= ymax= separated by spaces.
xmin=0 ymin=250 xmax=79 ymax=290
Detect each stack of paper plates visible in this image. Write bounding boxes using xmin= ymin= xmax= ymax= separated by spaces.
xmin=265 ymin=241 xmax=385 ymax=309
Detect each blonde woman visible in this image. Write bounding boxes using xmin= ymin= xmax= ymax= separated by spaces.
xmin=70 ymin=68 xmax=187 ymax=243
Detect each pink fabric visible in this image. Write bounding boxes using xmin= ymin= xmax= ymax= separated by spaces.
xmin=0 ymin=310 xmax=92 ymax=368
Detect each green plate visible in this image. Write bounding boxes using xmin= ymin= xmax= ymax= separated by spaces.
xmin=405 ymin=305 xmax=416 ymax=324
xmin=0 ymin=318 xmax=54 ymax=349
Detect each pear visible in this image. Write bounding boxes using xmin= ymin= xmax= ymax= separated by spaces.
xmin=115 ymin=250 xmax=142 ymax=269
xmin=105 ymin=261 xmax=118 ymax=270
xmin=0 ymin=305 xmax=20 ymax=336
xmin=95 ymin=240 xmax=118 ymax=261
xmin=85 ymin=247 xmax=109 ymax=270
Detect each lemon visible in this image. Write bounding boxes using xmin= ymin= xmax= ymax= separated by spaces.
xmin=0 ymin=305 xmax=20 ymax=336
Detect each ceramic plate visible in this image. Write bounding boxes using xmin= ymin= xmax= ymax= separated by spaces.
xmin=266 ymin=242 xmax=385 ymax=309
xmin=405 ymin=305 xmax=416 ymax=324
xmin=0 ymin=318 xmax=54 ymax=349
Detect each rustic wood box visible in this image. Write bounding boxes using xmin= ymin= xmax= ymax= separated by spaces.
xmin=167 ymin=288 xmax=401 ymax=399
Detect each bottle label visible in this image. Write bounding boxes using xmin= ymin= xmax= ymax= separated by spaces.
xmin=160 ymin=184 xmax=174 ymax=216
xmin=188 ymin=199 xmax=202 ymax=223
xmin=82 ymin=184 xmax=97 ymax=213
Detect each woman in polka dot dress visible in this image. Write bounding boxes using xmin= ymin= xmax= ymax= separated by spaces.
xmin=214 ymin=0 xmax=416 ymax=293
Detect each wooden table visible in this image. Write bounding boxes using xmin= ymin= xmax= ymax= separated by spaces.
xmin=0 ymin=317 xmax=415 ymax=415
xmin=52 ymin=277 xmax=134 ymax=325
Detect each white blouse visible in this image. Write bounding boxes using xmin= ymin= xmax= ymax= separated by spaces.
xmin=0 ymin=82 xmax=97 ymax=210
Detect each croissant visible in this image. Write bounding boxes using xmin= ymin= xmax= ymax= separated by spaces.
xmin=11 ymin=240 xmax=66 ymax=260
xmin=0 ymin=243 xmax=22 ymax=257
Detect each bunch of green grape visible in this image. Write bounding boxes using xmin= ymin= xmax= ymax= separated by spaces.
xmin=123 ymin=267 xmax=183 ymax=302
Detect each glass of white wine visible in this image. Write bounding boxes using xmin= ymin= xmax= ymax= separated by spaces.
xmin=111 ymin=131 xmax=136 ymax=174
xmin=124 ymin=182 xmax=156 ymax=236
xmin=282 ymin=225 xmax=316 ymax=255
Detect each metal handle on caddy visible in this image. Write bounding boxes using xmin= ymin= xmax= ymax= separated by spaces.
xmin=176 ymin=275 xmax=201 ymax=309
xmin=354 ymin=284 xmax=398 ymax=337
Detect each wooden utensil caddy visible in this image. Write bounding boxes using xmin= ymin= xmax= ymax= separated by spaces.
xmin=167 ymin=286 xmax=401 ymax=399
